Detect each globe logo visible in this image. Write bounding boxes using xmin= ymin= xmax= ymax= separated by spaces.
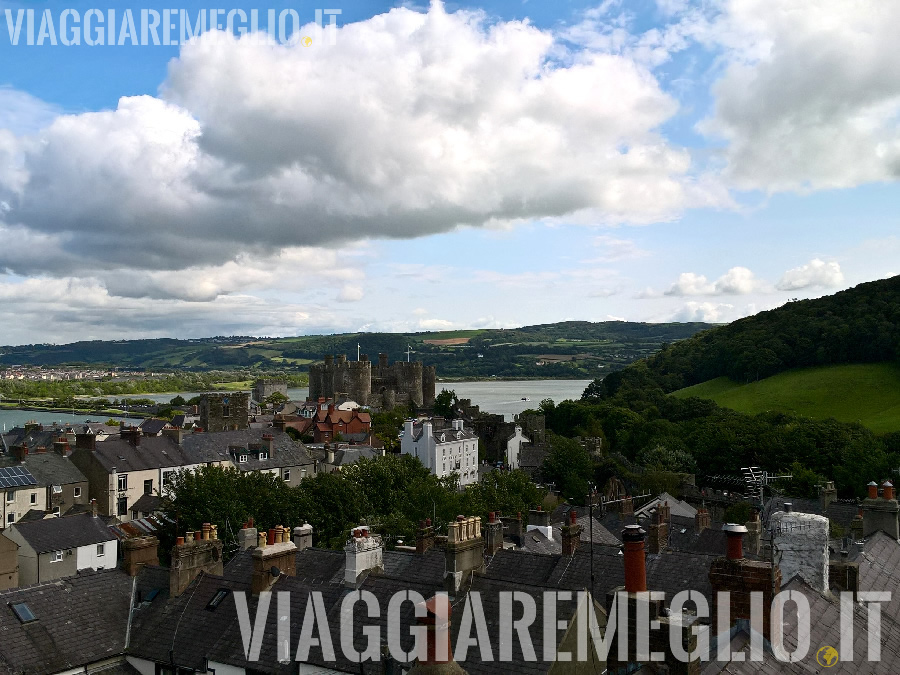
xmin=816 ymin=645 xmax=839 ymax=667
xmin=301 ymin=36 xmax=313 ymax=47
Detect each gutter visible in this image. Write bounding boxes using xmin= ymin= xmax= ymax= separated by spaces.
xmin=124 ymin=574 xmax=137 ymax=649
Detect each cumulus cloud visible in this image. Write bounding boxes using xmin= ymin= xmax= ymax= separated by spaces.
xmin=0 ymin=2 xmax=711 ymax=291
xmin=672 ymin=301 xmax=734 ymax=323
xmin=776 ymin=259 xmax=843 ymax=291
xmin=664 ymin=266 xmax=761 ymax=296
xmin=699 ymin=0 xmax=900 ymax=191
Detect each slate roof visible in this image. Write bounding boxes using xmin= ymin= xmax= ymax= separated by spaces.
xmin=856 ymin=531 xmax=900 ymax=627
xmin=180 ymin=429 xmax=315 ymax=471
xmin=0 ymin=451 xmax=88 ymax=487
xmin=634 ymin=492 xmax=697 ymax=520
xmin=130 ymin=493 xmax=162 ymax=514
xmin=763 ymin=495 xmax=860 ymax=530
xmin=0 ymin=569 xmax=132 ymax=674
xmin=87 ymin=435 xmax=218 ymax=472
xmin=138 ymin=418 xmax=171 ymax=435
xmin=10 ymin=512 xmax=117 ymax=554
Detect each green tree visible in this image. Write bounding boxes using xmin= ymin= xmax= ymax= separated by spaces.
xmin=434 ymin=389 xmax=458 ymax=417
xmin=541 ymin=433 xmax=594 ymax=503
xmin=169 ymin=395 xmax=187 ymax=406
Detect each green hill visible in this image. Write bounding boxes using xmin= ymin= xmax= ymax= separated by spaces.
xmin=673 ymin=363 xmax=900 ymax=433
xmin=0 ymin=321 xmax=710 ymax=378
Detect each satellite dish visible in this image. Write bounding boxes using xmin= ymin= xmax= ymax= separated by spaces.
xmin=270 ymin=566 xmax=281 ymax=578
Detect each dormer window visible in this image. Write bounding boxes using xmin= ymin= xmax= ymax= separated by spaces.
xmin=238 ymin=454 xmax=248 ymax=463
xmin=258 ymin=451 xmax=268 ymax=460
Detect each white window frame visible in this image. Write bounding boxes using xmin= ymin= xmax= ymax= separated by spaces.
xmin=52 ymin=506 xmax=61 ymax=517
xmin=259 ymin=451 xmax=268 ymax=460
xmin=50 ymin=550 xmax=63 ymax=563
xmin=5 ymin=490 xmax=13 ymax=503
xmin=117 ymin=474 xmax=127 ymax=492
xmin=239 ymin=454 xmax=248 ymax=463
xmin=283 ymin=469 xmax=291 ymax=482
xmin=97 ymin=543 xmax=105 ymax=557
xmin=6 ymin=513 xmax=14 ymax=524
xmin=29 ymin=492 xmax=36 ymax=505
xmin=74 ymin=487 xmax=82 ymax=498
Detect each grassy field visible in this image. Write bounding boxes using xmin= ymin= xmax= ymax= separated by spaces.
xmin=672 ymin=362 xmax=900 ymax=434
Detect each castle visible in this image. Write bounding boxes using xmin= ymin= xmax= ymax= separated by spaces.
xmin=308 ymin=353 xmax=435 ymax=409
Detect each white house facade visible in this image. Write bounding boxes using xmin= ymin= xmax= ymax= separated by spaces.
xmin=401 ymin=418 xmax=479 ymax=486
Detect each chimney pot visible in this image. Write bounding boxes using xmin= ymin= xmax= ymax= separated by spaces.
xmin=622 ymin=525 xmax=647 ymax=593
xmin=868 ymin=481 xmax=879 ymax=499
xmin=784 ymin=502 xmax=793 ymax=513
xmin=176 ymin=536 xmax=185 ymax=546
xmin=569 ymin=509 xmax=577 ymax=525
xmin=883 ymin=481 xmax=895 ymax=501
xmin=267 ymin=529 xmax=276 ymax=546
xmin=723 ymin=523 xmax=748 ymax=560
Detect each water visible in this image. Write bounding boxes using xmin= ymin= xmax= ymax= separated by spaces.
xmin=0 ymin=380 xmax=592 ymax=427
xmin=0 ymin=409 xmax=137 ymax=432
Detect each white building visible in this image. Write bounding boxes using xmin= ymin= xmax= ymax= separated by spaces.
xmin=401 ymin=418 xmax=479 ymax=486
xmin=506 ymin=425 xmax=530 ymax=470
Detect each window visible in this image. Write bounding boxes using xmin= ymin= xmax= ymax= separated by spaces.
xmin=117 ymin=497 xmax=128 ymax=516
xmin=163 ymin=472 xmax=174 ymax=486
xmin=283 ymin=469 xmax=291 ymax=482
xmin=206 ymin=588 xmax=230 ymax=610
xmin=144 ymin=479 xmax=153 ymax=495
xmin=52 ymin=506 xmax=60 ymax=517
xmin=258 ymin=451 xmax=268 ymax=460
xmin=5 ymin=490 xmax=12 ymax=503
xmin=10 ymin=602 xmax=35 ymax=623
xmin=238 ymin=454 xmax=248 ymax=463
xmin=29 ymin=493 xmax=36 ymax=505
xmin=74 ymin=487 xmax=82 ymax=498
xmin=97 ymin=543 xmax=105 ymax=557
xmin=222 ymin=405 xmax=231 ymax=418
xmin=51 ymin=485 xmax=62 ymax=494
xmin=6 ymin=513 xmax=14 ymax=524
xmin=300 ymin=468 xmax=307 ymax=478
xmin=50 ymin=550 xmax=63 ymax=563
xmin=117 ymin=474 xmax=127 ymax=492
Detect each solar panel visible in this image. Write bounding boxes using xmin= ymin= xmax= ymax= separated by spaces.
xmin=11 ymin=602 xmax=36 ymax=623
xmin=0 ymin=467 xmax=37 ymax=487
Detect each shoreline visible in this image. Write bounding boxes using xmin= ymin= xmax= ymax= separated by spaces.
xmin=0 ymin=403 xmax=147 ymax=419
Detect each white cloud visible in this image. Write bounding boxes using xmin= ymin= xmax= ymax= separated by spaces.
xmin=699 ymin=0 xmax=900 ymax=192
xmin=776 ymin=259 xmax=843 ymax=291
xmin=336 ymin=285 xmax=364 ymax=303
xmin=664 ymin=266 xmax=762 ymax=296
xmin=583 ymin=235 xmax=650 ymax=263
xmin=672 ymin=301 xmax=734 ymax=323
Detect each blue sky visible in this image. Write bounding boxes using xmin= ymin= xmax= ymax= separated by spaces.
xmin=1 ymin=0 xmax=898 ymax=343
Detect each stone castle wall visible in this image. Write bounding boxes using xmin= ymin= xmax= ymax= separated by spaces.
xmin=309 ymin=353 xmax=434 ymax=410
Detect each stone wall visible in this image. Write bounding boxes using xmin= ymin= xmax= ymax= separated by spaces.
xmin=309 ymin=353 xmax=435 ymax=410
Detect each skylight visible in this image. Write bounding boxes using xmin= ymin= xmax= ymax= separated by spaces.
xmin=11 ymin=602 xmax=36 ymax=623
xmin=207 ymin=588 xmax=230 ymax=610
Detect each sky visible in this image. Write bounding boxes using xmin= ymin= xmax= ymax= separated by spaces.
xmin=1 ymin=0 xmax=899 ymax=344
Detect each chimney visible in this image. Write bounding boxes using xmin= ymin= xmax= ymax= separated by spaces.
xmin=409 ymin=595 xmax=460 ymax=673
xmin=851 ymin=508 xmax=864 ymax=541
xmin=745 ymin=509 xmax=761 ymax=556
xmin=123 ymin=536 xmax=159 ymax=576
xmin=484 ymin=512 xmax=503 ymax=556
xmin=657 ymin=499 xmax=671 ymax=524
xmin=293 ymin=523 xmax=313 ymax=551
xmin=252 ymin=527 xmax=297 ymax=594
xmin=53 ymin=438 xmax=69 ymax=456
xmin=561 ymin=509 xmax=582 ymax=556
xmin=10 ymin=445 xmax=27 ymax=462
xmin=416 ymin=518 xmax=435 ymax=555
xmin=622 ymin=495 xmax=634 ymax=517
xmin=821 ymin=480 xmax=837 ymax=512
xmin=695 ymin=506 xmax=710 ymax=532
xmin=709 ymin=524 xmax=781 ymax=641
xmin=526 ymin=507 xmax=552 ymax=540
xmin=120 ymin=426 xmax=140 ymax=446
xmin=261 ymin=433 xmax=274 ymax=453
xmin=863 ymin=479 xmax=900 ymax=539
xmin=829 ymin=551 xmax=860 ymax=600
xmin=622 ymin=525 xmax=647 ymax=593
xmin=170 ymin=528 xmax=224 ymax=597
xmin=162 ymin=428 xmax=185 ymax=445
xmin=445 ymin=515 xmax=484 ymax=594
xmin=326 ymin=443 xmax=335 ymax=465
xmin=500 ymin=512 xmax=523 ymax=547
xmin=647 ymin=510 xmax=668 ymax=554
xmin=238 ymin=520 xmax=258 ymax=550
xmin=75 ymin=433 xmax=96 ymax=451
xmin=723 ymin=523 xmax=747 ymax=560
xmin=345 ymin=526 xmax=384 ymax=587
xmin=90 ymin=498 xmax=98 ymax=518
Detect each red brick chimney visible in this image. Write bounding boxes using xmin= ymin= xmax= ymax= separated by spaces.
xmin=413 ymin=595 xmax=462 ymax=671
xmin=695 ymin=506 xmax=710 ymax=532
xmin=868 ymin=481 xmax=879 ymax=499
xmin=123 ymin=536 xmax=159 ymax=575
xmin=647 ymin=509 xmax=668 ymax=554
xmin=416 ymin=518 xmax=435 ymax=555
xmin=622 ymin=524 xmax=647 ymax=593
xmin=884 ymin=481 xmax=894 ymax=501
xmin=10 ymin=445 xmax=27 ymax=462
xmin=484 ymin=512 xmax=503 ymax=556
xmin=709 ymin=523 xmax=781 ymax=641
xmin=75 ymin=433 xmax=96 ymax=451
xmin=561 ymin=509 xmax=582 ymax=556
